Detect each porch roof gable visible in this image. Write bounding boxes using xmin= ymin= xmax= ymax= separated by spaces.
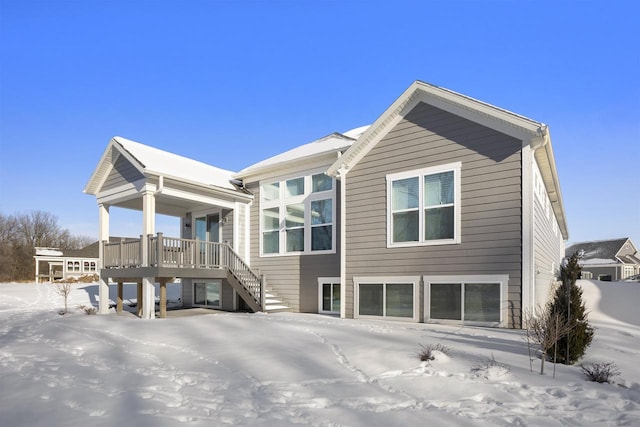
xmin=84 ymin=136 xmax=243 ymax=195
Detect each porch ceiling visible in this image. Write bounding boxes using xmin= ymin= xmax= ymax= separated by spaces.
xmin=110 ymin=192 xmax=230 ymax=218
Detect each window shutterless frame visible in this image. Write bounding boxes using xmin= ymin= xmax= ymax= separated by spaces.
xmin=354 ymin=276 xmax=420 ymax=322
xmin=386 ymin=162 xmax=461 ymax=248
xmin=423 ymin=274 xmax=509 ymax=327
xmin=259 ymin=170 xmax=336 ymax=257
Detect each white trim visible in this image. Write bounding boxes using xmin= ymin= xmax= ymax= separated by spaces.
xmin=354 ymin=276 xmax=420 ymax=322
xmin=317 ymin=277 xmax=341 ymax=314
xmin=522 ymin=144 xmax=534 ymax=314
xmin=233 ymin=202 xmax=240 ymax=252
xmin=244 ymin=202 xmax=251 ymax=264
xmin=386 ymin=162 xmax=461 ymax=248
xmin=338 ymin=168 xmax=347 ymax=319
xmin=423 ymin=274 xmax=509 ymax=327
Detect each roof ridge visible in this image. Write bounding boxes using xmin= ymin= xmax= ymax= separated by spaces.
xmin=567 ymin=237 xmax=629 ymax=246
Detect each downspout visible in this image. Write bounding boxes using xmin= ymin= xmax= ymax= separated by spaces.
xmin=155 ymin=175 xmax=164 ymax=194
xmin=337 ymin=159 xmax=348 ymax=319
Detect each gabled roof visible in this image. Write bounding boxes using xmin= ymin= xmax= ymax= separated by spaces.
xmin=566 ymin=238 xmax=639 ymax=265
xmin=84 ymin=136 xmax=239 ymax=194
xmin=234 ymin=126 xmax=370 ymax=180
xmin=326 ymin=80 xmax=569 ymax=240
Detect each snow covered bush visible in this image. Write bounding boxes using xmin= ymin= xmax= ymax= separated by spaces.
xmin=417 ymin=343 xmax=451 ymax=362
xmin=471 ymin=355 xmax=510 ymax=380
xmin=581 ymin=362 xmax=620 ymax=383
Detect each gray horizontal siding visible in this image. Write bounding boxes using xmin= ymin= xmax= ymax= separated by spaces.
xmin=246 ymin=180 xmax=340 ymax=313
xmin=102 ymin=155 xmax=145 ymax=191
xmin=345 ymin=102 xmax=524 ymax=327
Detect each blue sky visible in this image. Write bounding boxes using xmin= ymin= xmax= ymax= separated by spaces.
xmin=1 ymin=0 xmax=638 ymax=246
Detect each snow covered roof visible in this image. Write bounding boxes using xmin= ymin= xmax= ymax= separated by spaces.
xmin=113 ymin=137 xmax=237 ymax=191
xmin=35 ymin=248 xmax=63 ymax=257
xmin=566 ymin=238 xmax=638 ymax=265
xmin=234 ymin=126 xmax=369 ymax=179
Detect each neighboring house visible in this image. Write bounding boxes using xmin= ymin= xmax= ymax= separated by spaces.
xmin=565 ymin=238 xmax=640 ymax=281
xmin=34 ymin=243 xmax=99 ymax=283
xmin=84 ymin=81 xmax=569 ymax=327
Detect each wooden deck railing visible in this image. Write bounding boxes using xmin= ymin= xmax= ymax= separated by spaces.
xmin=102 ymin=234 xmax=264 ymax=309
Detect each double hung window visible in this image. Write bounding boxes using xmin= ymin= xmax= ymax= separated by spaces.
xmin=261 ymin=172 xmax=335 ymax=256
xmin=387 ymin=162 xmax=460 ymax=247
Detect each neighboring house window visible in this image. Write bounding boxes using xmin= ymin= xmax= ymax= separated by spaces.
xmin=193 ymin=281 xmax=221 ymax=308
xmin=623 ymin=266 xmax=634 ymax=279
xmin=387 ymin=162 xmax=461 ymax=247
xmin=318 ymin=277 xmax=340 ymax=314
xmin=581 ymin=271 xmax=593 ymax=280
xmin=354 ymin=277 xmax=420 ymax=321
xmin=83 ymin=261 xmax=97 ymax=272
xmin=67 ymin=260 xmax=80 ymax=272
xmin=423 ymin=275 xmax=508 ymax=326
xmin=260 ymin=172 xmax=335 ymax=256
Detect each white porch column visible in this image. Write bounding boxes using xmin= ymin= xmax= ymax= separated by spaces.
xmin=35 ymin=258 xmax=39 ymax=284
xmin=98 ymin=203 xmax=110 ymax=314
xmin=141 ymin=191 xmax=156 ymax=319
xmin=142 ymin=277 xmax=156 ymax=319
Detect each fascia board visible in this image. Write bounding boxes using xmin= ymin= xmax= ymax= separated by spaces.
xmin=84 ymin=138 xmax=146 ymax=195
xmin=148 ymin=171 xmax=253 ymax=202
xmin=328 ymin=81 xmax=542 ymax=178
xmin=236 ymin=151 xmax=341 ymax=183
xmin=534 ymin=135 xmax=569 ymax=240
xmin=84 ymin=140 xmax=117 ymax=194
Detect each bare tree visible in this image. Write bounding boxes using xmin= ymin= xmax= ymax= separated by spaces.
xmin=0 ymin=210 xmax=95 ymax=281
xmin=55 ymin=282 xmax=73 ymax=314
xmin=523 ymin=305 xmax=575 ymax=376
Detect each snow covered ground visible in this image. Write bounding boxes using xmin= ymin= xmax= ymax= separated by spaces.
xmin=0 ymin=280 xmax=638 ymax=426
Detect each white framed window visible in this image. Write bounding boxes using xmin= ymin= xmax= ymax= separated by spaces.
xmin=83 ymin=261 xmax=97 ymax=272
xmin=260 ymin=171 xmax=335 ymax=256
xmin=581 ymin=271 xmax=593 ymax=280
xmin=354 ymin=276 xmax=420 ymax=321
xmin=193 ymin=280 xmax=221 ymax=308
xmin=318 ymin=277 xmax=341 ymax=314
xmin=387 ymin=162 xmax=461 ymax=247
xmin=67 ymin=260 xmax=80 ymax=272
xmin=423 ymin=275 xmax=508 ymax=327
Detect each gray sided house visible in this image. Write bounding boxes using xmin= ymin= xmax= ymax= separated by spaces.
xmin=565 ymin=238 xmax=640 ymax=281
xmin=84 ymin=81 xmax=568 ymax=328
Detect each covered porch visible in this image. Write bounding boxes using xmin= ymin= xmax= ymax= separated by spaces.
xmin=84 ymin=136 xmax=255 ymax=319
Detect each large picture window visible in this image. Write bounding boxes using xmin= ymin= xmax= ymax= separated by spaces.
xmin=387 ymin=162 xmax=461 ymax=247
xmin=424 ymin=275 xmax=508 ymax=326
xmin=260 ymin=172 xmax=335 ymax=256
xmin=354 ymin=277 xmax=419 ymax=321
